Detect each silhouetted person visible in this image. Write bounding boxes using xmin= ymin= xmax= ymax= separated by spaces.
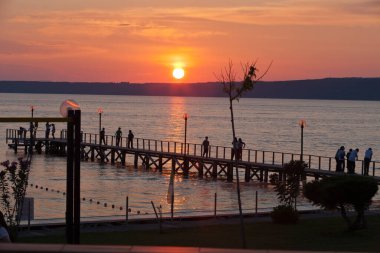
xmin=128 ymin=130 xmax=134 ymax=148
xmin=238 ymin=138 xmax=246 ymax=160
xmin=364 ymin=147 xmax=373 ymax=176
xmin=346 ymin=148 xmax=352 ymax=172
xmin=202 ymin=136 xmax=210 ymax=157
xmin=231 ymin=137 xmax=238 ymax=160
xmin=348 ymin=148 xmax=359 ymax=174
xmin=51 ymin=124 xmax=56 ymax=139
xmin=100 ymin=127 xmax=106 ymax=145
xmin=33 ymin=122 xmax=38 ymax=137
xmin=45 ymin=122 xmax=50 ymax=139
xmin=335 ymin=146 xmax=345 ymax=172
xmin=115 ymin=127 xmax=122 ymax=146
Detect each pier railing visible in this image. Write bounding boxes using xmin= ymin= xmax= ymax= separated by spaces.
xmin=5 ymin=128 xmax=379 ymax=176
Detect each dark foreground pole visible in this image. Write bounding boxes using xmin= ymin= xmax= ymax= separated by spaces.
xmin=66 ymin=110 xmax=74 ymax=243
xmin=73 ymin=110 xmax=81 ymax=244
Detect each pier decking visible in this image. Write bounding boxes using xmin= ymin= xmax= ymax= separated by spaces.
xmin=5 ymin=128 xmax=380 ymax=183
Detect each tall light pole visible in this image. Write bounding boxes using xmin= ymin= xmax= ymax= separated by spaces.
xmin=30 ymin=105 xmax=34 ymax=118
xmin=97 ymin=108 xmax=103 ymax=133
xmin=183 ymin=113 xmax=188 ymax=154
xmin=98 ymin=108 xmax=103 ymax=145
xmin=299 ymin=119 xmax=306 ymax=162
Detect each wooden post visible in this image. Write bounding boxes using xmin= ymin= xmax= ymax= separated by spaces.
xmin=227 ymin=163 xmax=233 ymax=182
xmin=126 ymin=196 xmax=129 ymax=223
xmin=73 ymin=110 xmax=81 ymax=244
xmin=133 ymin=152 xmax=138 ymax=168
xmin=66 ymin=110 xmax=74 ymax=244
xmin=244 ymin=166 xmax=250 ymax=182
xmin=111 ymin=150 xmax=115 ymax=165
xmin=212 ymin=162 xmax=217 ymax=179
xmin=214 ymin=192 xmax=217 ymax=218
xmin=90 ymin=147 xmax=95 ymax=161
xmin=198 ymin=160 xmax=204 ymax=178
xmin=144 ymin=155 xmax=149 ymax=170
xmin=183 ymin=156 xmax=189 ymax=177
xmin=158 ymin=155 xmax=163 ymax=172
xmin=121 ymin=152 xmax=126 ymax=166
xmin=255 ymin=191 xmax=258 ymax=215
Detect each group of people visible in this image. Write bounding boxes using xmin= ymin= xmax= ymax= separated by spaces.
xmin=201 ymin=136 xmax=246 ymax=160
xmin=99 ymin=127 xmax=134 ymax=148
xmin=232 ymin=137 xmax=246 ymax=160
xmin=45 ymin=122 xmax=56 ymax=139
xmin=335 ymin=146 xmax=373 ymax=175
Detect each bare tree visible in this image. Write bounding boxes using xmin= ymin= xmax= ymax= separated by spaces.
xmin=215 ymin=59 xmax=271 ymax=248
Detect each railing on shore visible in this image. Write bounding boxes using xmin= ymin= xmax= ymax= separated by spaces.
xmin=5 ymin=128 xmax=379 ymax=177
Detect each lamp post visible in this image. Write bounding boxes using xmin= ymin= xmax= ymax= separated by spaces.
xmin=299 ymin=119 xmax=306 ymax=162
xmin=97 ymin=108 xmax=103 ymax=133
xmin=183 ymin=113 xmax=188 ymax=155
xmin=30 ymin=105 xmax=34 ymax=118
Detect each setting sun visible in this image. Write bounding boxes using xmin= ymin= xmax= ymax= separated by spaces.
xmin=172 ymin=68 xmax=185 ymax=80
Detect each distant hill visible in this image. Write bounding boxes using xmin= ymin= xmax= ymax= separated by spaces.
xmin=0 ymin=78 xmax=379 ymax=100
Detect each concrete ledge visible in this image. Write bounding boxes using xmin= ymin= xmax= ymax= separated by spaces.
xmin=0 ymin=243 xmax=353 ymax=253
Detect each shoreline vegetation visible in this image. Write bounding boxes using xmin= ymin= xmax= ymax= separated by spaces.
xmin=1 ymin=77 xmax=380 ymax=100
xmin=17 ymin=210 xmax=380 ymax=252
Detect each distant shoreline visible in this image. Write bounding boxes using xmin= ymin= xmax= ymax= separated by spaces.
xmin=1 ymin=77 xmax=380 ymax=101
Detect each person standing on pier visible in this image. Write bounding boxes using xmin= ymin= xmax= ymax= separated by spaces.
xmin=231 ymin=137 xmax=238 ymax=160
xmin=115 ymin=127 xmax=122 ymax=146
xmin=363 ymin=147 xmax=373 ymax=176
xmin=33 ymin=122 xmax=38 ymax=137
xmin=128 ymin=130 xmax=134 ymax=148
xmin=202 ymin=136 xmax=210 ymax=157
xmin=51 ymin=124 xmax=56 ymax=139
xmin=238 ymin=138 xmax=246 ymax=160
xmin=45 ymin=122 xmax=50 ymax=139
xmin=100 ymin=127 xmax=106 ymax=145
xmin=335 ymin=146 xmax=345 ymax=172
xmin=348 ymin=148 xmax=359 ymax=174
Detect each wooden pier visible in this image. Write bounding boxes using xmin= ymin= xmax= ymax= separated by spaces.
xmin=5 ymin=128 xmax=380 ymax=183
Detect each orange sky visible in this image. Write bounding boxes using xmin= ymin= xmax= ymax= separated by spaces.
xmin=0 ymin=0 xmax=379 ymax=83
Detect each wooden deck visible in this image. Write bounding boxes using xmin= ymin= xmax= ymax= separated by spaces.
xmin=5 ymin=129 xmax=380 ymax=183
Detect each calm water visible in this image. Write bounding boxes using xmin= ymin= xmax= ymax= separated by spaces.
xmin=0 ymin=93 xmax=379 ymax=222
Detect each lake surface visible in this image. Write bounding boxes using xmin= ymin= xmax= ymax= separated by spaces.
xmin=0 ymin=93 xmax=379 ymax=222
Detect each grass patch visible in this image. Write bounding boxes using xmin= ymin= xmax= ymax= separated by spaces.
xmin=19 ymin=215 xmax=380 ymax=252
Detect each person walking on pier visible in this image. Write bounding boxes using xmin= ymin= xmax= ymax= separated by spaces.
xmin=100 ymin=127 xmax=106 ymax=145
xmin=115 ymin=127 xmax=122 ymax=146
xmin=51 ymin=124 xmax=56 ymax=139
xmin=202 ymin=136 xmax=210 ymax=157
xmin=128 ymin=130 xmax=134 ymax=148
xmin=364 ymin=147 xmax=373 ymax=176
xmin=45 ymin=122 xmax=50 ymax=139
xmin=348 ymin=148 xmax=359 ymax=174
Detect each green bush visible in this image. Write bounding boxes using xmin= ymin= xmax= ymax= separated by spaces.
xmin=270 ymin=204 xmax=299 ymax=224
xmin=304 ymin=175 xmax=378 ymax=230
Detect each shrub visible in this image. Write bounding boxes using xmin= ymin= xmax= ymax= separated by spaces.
xmin=0 ymin=158 xmax=30 ymax=240
xmin=304 ymin=175 xmax=378 ymax=230
xmin=270 ymin=204 xmax=299 ymax=224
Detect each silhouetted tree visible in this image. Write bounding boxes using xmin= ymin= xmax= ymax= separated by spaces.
xmin=304 ymin=175 xmax=378 ymax=230
xmin=215 ymin=59 xmax=271 ymax=247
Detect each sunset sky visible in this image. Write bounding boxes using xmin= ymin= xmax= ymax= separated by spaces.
xmin=0 ymin=0 xmax=379 ymax=83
